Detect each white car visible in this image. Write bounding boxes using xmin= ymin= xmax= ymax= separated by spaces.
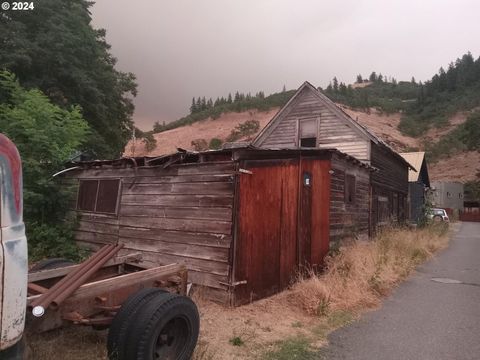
xmin=428 ymin=208 xmax=450 ymax=222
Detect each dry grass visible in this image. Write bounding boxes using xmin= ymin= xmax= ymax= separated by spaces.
xmin=28 ymin=224 xmax=450 ymax=359
xmin=289 ymin=224 xmax=450 ymax=316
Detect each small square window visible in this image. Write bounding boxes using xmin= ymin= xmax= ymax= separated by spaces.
xmin=77 ymin=179 xmax=121 ymax=215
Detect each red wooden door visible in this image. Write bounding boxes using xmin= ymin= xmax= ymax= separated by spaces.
xmin=299 ymin=159 xmax=330 ymax=268
xmin=233 ymin=158 xmax=330 ymax=305
xmin=234 ymin=160 xmax=298 ymax=305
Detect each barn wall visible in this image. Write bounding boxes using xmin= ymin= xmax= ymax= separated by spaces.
xmin=371 ymin=144 xmax=409 ymax=227
xmin=409 ymin=182 xmax=425 ymax=224
xmin=329 ymin=153 xmax=370 ymax=244
xmin=67 ymin=161 xmax=236 ymax=304
xmin=258 ymin=87 xmax=370 ymax=161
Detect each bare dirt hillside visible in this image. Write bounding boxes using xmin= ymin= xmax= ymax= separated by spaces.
xmin=429 ymin=151 xmax=480 ymax=182
xmin=124 ymin=107 xmax=479 ymax=182
xmin=124 ymin=109 xmax=278 ymax=157
xmin=341 ymin=106 xmax=419 ymax=151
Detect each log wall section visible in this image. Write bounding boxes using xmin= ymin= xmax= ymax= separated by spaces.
xmin=257 ymin=87 xmax=370 ymax=162
xmin=67 ymin=161 xmax=236 ymax=304
xmin=329 ymin=153 xmax=370 ymax=243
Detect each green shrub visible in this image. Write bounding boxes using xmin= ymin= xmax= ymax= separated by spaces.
xmin=208 ymin=138 xmax=223 ymax=150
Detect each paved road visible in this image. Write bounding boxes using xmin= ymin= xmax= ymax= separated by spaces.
xmin=322 ymin=222 xmax=480 ymax=360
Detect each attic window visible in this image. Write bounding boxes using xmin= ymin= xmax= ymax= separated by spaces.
xmin=299 ymin=118 xmax=318 ymax=148
xmin=345 ymin=174 xmax=356 ymax=204
xmin=77 ymin=179 xmax=121 ymax=215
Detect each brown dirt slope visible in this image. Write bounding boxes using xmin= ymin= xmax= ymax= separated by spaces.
xmin=125 ymin=106 xmax=479 ymax=182
xmin=124 ymin=109 xmax=278 ymax=157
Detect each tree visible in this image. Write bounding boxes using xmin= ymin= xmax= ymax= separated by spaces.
xmin=209 ymin=138 xmax=223 ymax=150
xmin=369 ymin=72 xmax=377 ymax=82
xmin=0 ymin=71 xmax=89 ymax=258
xmin=0 ymin=0 xmax=137 ymax=158
xmin=190 ymin=97 xmax=197 ymax=114
xmin=378 ymin=73 xmax=383 ymax=82
xmin=462 ymin=111 xmax=480 ymax=150
xmin=332 ymin=77 xmax=339 ymax=92
xmin=227 ymin=93 xmax=233 ymax=103
xmin=411 ymin=76 xmax=416 ymax=84
xmin=356 ymin=74 xmax=363 ymax=83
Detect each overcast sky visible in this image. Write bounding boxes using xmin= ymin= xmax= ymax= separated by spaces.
xmin=91 ymin=0 xmax=479 ymax=130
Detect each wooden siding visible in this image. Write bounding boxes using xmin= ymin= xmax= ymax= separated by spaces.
xmin=370 ymin=143 xmax=409 ymax=228
xmin=67 ymin=161 xmax=236 ymax=303
xmin=257 ymin=86 xmax=370 ymax=161
xmin=329 ymin=153 xmax=370 ymax=243
xmin=371 ymin=144 xmax=408 ymax=194
xmin=234 ymin=160 xmax=299 ymax=304
xmin=233 ymin=157 xmax=330 ymax=305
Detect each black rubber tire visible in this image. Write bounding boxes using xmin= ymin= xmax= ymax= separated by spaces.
xmin=0 ymin=336 xmax=26 ymax=360
xmin=107 ymin=288 xmax=167 ymax=360
xmin=30 ymin=258 xmax=75 ymax=272
xmin=433 ymin=215 xmax=443 ymax=223
xmin=124 ymin=293 xmax=200 ymax=360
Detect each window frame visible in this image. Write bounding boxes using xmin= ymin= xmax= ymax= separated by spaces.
xmin=298 ymin=117 xmax=319 ymax=148
xmin=76 ymin=178 xmax=122 ymax=216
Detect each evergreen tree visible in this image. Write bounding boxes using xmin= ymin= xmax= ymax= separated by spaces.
xmin=356 ymin=74 xmax=363 ymax=83
xmin=333 ymin=77 xmax=339 ymax=92
xmin=190 ymin=97 xmax=197 ymax=114
xmin=201 ymin=96 xmax=207 ymax=110
xmin=369 ymin=71 xmax=377 ymax=82
xmin=227 ymin=93 xmax=233 ymax=103
xmin=234 ymin=91 xmax=240 ymax=102
xmin=411 ymin=76 xmax=416 ymax=84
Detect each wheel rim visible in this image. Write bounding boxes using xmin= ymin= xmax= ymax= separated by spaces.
xmin=152 ymin=316 xmax=190 ymax=360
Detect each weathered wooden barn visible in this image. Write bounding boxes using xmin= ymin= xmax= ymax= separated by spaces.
xmin=62 ymin=148 xmax=371 ymax=305
xmin=252 ymin=81 xmax=413 ymax=231
xmin=399 ymin=152 xmax=430 ymax=224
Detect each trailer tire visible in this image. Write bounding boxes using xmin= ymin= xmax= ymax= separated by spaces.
xmin=107 ymin=288 xmax=167 ymax=360
xmin=30 ymin=258 xmax=75 ymax=272
xmin=125 ymin=293 xmax=200 ymax=360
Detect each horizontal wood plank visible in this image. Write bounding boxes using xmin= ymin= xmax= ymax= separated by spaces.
xmin=121 ymin=194 xmax=233 ymax=207
xmin=120 ymin=205 xmax=232 ymax=221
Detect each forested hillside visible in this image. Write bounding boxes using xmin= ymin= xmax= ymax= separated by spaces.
xmin=0 ymin=0 xmax=137 ymax=258
xmin=0 ymin=0 xmax=137 ymax=158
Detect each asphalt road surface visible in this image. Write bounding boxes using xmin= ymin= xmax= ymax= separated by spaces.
xmin=322 ymin=222 xmax=480 ymax=360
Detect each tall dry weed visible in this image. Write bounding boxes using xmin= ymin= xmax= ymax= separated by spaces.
xmin=289 ymin=224 xmax=449 ymax=316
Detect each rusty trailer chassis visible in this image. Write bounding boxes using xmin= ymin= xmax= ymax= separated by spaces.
xmin=26 ymin=250 xmax=187 ymax=333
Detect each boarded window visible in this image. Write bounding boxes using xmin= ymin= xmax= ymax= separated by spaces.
xmin=299 ymin=118 xmax=317 ymax=148
xmin=77 ymin=179 xmax=120 ymax=215
xmin=344 ymin=174 xmax=356 ymax=204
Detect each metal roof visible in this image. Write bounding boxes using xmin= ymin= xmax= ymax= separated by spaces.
xmin=399 ymin=152 xmax=425 ymax=182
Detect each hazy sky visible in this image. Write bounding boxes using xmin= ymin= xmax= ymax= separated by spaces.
xmin=91 ymin=0 xmax=479 ymax=130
